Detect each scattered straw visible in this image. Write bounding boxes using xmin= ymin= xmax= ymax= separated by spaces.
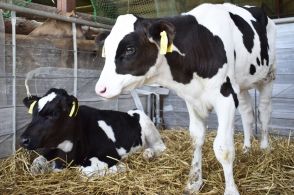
xmin=0 ymin=130 xmax=293 ymax=194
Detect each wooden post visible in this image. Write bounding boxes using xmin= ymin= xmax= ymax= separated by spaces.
xmin=275 ymin=0 xmax=280 ymax=18
xmin=57 ymin=0 xmax=76 ymax=12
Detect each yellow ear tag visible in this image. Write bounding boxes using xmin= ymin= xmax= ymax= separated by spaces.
xmin=28 ymin=100 xmax=37 ymax=114
xmin=101 ymin=45 xmax=105 ymax=58
xmin=167 ymin=44 xmax=173 ymax=53
xmin=69 ymin=101 xmax=79 ymax=117
xmin=69 ymin=102 xmax=76 ymax=117
xmin=160 ymin=31 xmax=168 ymax=55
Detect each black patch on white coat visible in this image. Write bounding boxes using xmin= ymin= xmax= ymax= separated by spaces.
xmin=243 ymin=6 xmax=269 ymax=66
xmin=234 ymin=50 xmax=236 ymax=60
xmin=220 ymin=77 xmax=239 ymax=108
xmin=115 ymin=31 xmax=158 ymax=76
xmin=249 ymin=64 xmax=256 ymax=75
xmin=164 ymin=15 xmax=227 ymax=83
xmin=256 ymin=57 xmax=260 ymax=66
xmin=229 ymin=12 xmax=254 ymax=53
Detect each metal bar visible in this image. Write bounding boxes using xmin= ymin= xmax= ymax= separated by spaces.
xmin=154 ymin=93 xmax=162 ymax=127
xmin=131 ymin=90 xmax=144 ymax=111
xmin=11 ymin=11 xmax=16 ymax=154
xmin=274 ymin=17 xmax=294 ymax=24
xmin=154 ymin=0 xmax=160 ymax=17
xmin=72 ymin=22 xmax=77 ymax=97
xmin=0 ymin=2 xmax=112 ymax=30
xmin=147 ymin=94 xmax=151 ymax=118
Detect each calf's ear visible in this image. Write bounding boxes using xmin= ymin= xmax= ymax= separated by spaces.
xmin=95 ymin=31 xmax=110 ymax=57
xmin=23 ymin=96 xmax=40 ymax=114
xmin=95 ymin=31 xmax=110 ymax=46
xmin=68 ymin=95 xmax=79 ymax=117
xmin=147 ymin=20 xmax=175 ymax=54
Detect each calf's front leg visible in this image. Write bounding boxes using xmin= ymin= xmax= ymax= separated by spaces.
xmin=184 ymin=102 xmax=206 ymax=194
xmin=30 ymin=149 xmax=64 ymax=174
xmin=80 ymin=156 xmax=126 ymax=177
xmin=30 ymin=155 xmax=54 ymax=175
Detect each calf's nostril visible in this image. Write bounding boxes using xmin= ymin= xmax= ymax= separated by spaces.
xmin=100 ymin=87 xmax=106 ymax=94
xmin=21 ymin=137 xmax=30 ymax=146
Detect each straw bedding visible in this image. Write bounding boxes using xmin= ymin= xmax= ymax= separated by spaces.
xmin=0 ymin=129 xmax=293 ymax=195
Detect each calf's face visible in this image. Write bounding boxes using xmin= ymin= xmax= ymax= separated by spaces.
xmin=20 ymin=88 xmax=78 ymax=150
xmin=95 ymin=14 xmax=175 ymax=98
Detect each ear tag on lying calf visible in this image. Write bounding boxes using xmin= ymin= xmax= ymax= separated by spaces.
xmin=101 ymin=45 xmax=105 ymax=58
xmin=28 ymin=100 xmax=37 ymax=114
xmin=69 ymin=101 xmax=79 ymax=117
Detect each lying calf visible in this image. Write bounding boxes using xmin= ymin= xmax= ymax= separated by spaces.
xmin=20 ymin=88 xmax=166 ymax=176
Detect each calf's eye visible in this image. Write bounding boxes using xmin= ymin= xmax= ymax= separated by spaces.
xmin=47 ymin=111 xmax=59 ymax=120
xmin=125 ymin=47 xmax=135 ymax=56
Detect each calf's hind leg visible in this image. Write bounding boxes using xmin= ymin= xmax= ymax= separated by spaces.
xmin=214 ymin=95 xmax=239 ymax=195
xmin=128 ymin=110 xmax=166 ymax=160
xmin=238 ymin=90 xmax=254 ymax=152
xmin=257 ymin=80 xmax=274 ymax=149
xmin=141 ymin=118 xmax=166 ymax=160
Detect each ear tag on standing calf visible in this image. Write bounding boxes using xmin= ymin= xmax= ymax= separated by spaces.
xmin=167 ymin=43 xmax=173 ymax=53
xmin=101 ymin=45 xmax=105 ymax=58
xmin=160 ymin=31 xmax=168 ymax=55
xmin=28 ymin=100 xmax=37 ymax=114
xmin=160 ymin=31 xmax=173 ymax=54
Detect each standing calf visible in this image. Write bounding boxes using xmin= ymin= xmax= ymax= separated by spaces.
xmin=95 ymin=3 xmax=276 ymax=194
xmin=20 ymin=88 xmax=166 ymax=176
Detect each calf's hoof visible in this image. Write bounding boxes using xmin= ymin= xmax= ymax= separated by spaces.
xmin=30 ymin=156 xmax=52 ymax=175
xmin=183 ymin=180 xmax=203 ymax=195
xmin=108 ymin=163 xmax=127 ymax=174
xmin=143 ymin=148 xmax=155 ymax=161
xmin=260 ymin=140 xmax=270 ymax=150
xmin=224 ymin=186 xmax=240 ymax=195
xmin=242 ymin=145 xmax=251 ymax=154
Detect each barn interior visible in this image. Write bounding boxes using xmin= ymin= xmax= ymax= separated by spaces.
xmin=0 ymin=0 xmax=293 ymax=194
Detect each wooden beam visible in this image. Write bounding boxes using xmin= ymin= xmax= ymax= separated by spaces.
xmin=14 ymin=2 xmax=114 ymax=25
xmin=57 ymin=0 xmax=76 ymax=12
xmin=0 ymin=2 xmax=112 ymax=29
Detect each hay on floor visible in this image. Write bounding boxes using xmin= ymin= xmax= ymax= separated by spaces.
xmin=0 ymin=130 xmax=293 ymax=194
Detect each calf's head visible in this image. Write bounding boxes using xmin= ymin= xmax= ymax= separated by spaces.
xmin=20 ymin=88 xmax=78 ymax=150
xmin=95 ymin=14 xmax=175 ymax=98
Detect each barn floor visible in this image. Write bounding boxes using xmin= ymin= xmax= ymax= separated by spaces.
xmin=0 ymin=130 xmax=293 ymax=195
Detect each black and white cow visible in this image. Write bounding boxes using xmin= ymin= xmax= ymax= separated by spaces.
xmin=20 ymin=88 xmax=166 ymax=176
xmin=94 ymin=3 xmax=276 ymax=195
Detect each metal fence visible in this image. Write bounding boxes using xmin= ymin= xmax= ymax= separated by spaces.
xmin=0 ymin=2 xmax=152 ymax=158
